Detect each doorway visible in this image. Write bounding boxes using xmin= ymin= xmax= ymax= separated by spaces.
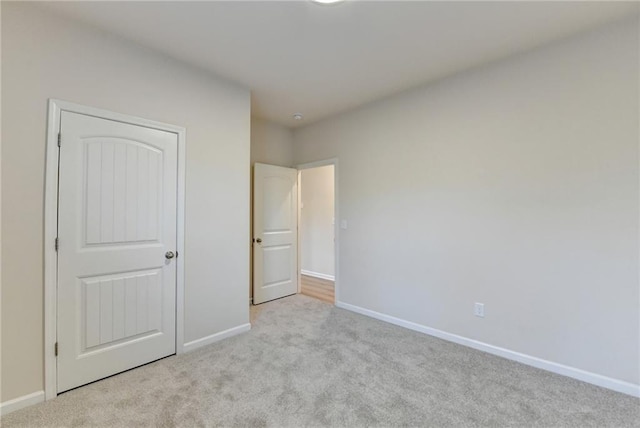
xmin=44 ymin=100 xmax=186 ymax=399
xmin=251 ymin=159 xmax=339 ymax=306
xmin=298 ymin=162 xmax=336 ymax=304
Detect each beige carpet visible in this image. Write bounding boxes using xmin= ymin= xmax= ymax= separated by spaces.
xmin=2 ymin=294 xmax=639 ymax=427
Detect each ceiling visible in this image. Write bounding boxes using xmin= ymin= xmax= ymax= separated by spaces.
xmin=43 ymin=1 xmax=638 ymax=128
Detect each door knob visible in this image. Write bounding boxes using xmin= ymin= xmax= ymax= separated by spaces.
xmin=165 ymin=251 xmax=175 ymax=259
xmin=256 ymin=238 xmax=262 ymax=244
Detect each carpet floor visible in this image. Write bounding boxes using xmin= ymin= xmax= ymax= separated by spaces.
xmin=2 ymin=294 xmax=639 ymax=427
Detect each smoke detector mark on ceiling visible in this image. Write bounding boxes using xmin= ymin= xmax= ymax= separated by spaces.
xmin=312 ymin=0 xmax=345 ymax=5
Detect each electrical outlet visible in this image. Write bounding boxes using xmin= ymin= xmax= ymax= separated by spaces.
xmin=474 ymin=302 xmax=485 ymax=318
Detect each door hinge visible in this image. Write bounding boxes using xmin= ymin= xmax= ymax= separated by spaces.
xmin=57 ymin=132 xmax=61 ymax=147
xmin=55 ymin=237 xmax=59 ymax=251
xmin=54 ymin=342 xmax=58 ymax=357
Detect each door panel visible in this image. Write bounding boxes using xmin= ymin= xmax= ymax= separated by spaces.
xmin=253 ymin=163 xmax=298 ymax=304
xmin=57 ymin=111 xmax=177 ymax=393
xmin=84 ymin=139 xmax=163 ymax=245
xmin=82 ymin=269 xmax=162 ymax=351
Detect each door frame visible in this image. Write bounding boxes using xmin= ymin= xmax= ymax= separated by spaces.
xmin=296 ymin=158 xmax=339 ymax=304
xmin=44 ymin=99 xmax=186 ymax=400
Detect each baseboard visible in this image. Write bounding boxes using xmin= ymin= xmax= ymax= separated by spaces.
xmin=0 ymin=391 xmax=45 ymax=417
xmin=336 ymin=301 xmax=640 ymax=398
xmin=183 ymin=323 xmax=251 ymax=353
xmin=301 ymin=270 xmax=335 ymax=281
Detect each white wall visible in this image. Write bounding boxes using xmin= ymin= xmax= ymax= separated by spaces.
xmin=300 ymin=166 xmax=335 ymax=278
xmin=251 ymin=117 xmax=294 ymax=167
xmin=293 ymin=18 xmax=640 ymax=387
xmin=1 ymin=3 xmax=250 ymax=402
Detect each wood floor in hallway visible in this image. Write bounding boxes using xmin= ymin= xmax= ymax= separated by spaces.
xmin=300 ymin=274 xmax=334 ymax=304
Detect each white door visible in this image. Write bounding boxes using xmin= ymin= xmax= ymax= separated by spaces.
xmin=253 ymin=163 xmax=298 ymax=304
xmin=57 ymin=111 xmax=178 ymax=393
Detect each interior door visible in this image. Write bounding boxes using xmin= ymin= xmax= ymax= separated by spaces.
xmin=57 ymin=111 xmax=178 ymax=393
xmin=253 ymin=163 xmax=298 ymax=304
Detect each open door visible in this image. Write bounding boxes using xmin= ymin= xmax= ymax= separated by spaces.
xmin=253 ymin=163 xmax=298 ymax=304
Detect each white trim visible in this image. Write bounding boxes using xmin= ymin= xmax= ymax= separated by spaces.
xmin=296 ymin=158 xmax=339 ymax=304
xmin=44 ymin=100 xmax=61 ymax=401
xmin=0 ymin=391 xmax=45 ymax=416
xmin=296 ymin=170 xmax=302 ymax=294
xmin=300 ymin=269 xmax=335 ymax=282
xmin=0 ymin=4 xmax=3 ymax=414
xmin=183 ymin=324 xmax=251 ymax=353
xmin=297 ymin=158 xmax=338 ymax=170
xmin=44 ymin=99 xmax=187 ymax=401
xmin=336 ymin=301 xmax=640 ymax=398
xmin=175 ymin=118 xmax=187 ymax=355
